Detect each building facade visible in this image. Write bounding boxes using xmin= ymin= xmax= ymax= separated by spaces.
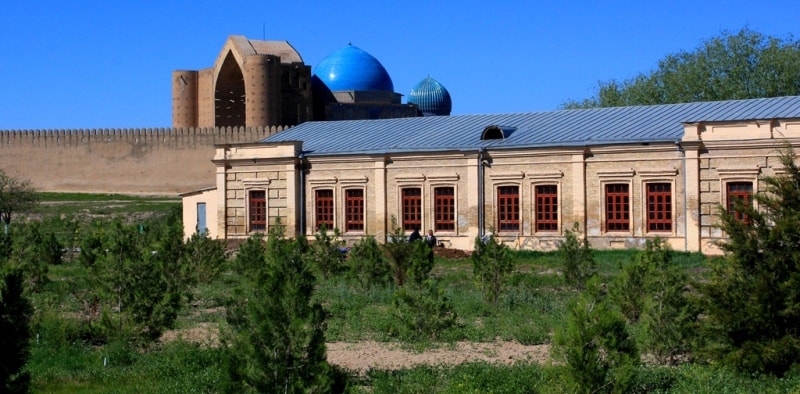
xmin=182 ymin=96 xmax=800 ymax=254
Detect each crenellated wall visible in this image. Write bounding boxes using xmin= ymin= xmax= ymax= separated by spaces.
xmin=0 ymin=126 xmax=288 ymax=195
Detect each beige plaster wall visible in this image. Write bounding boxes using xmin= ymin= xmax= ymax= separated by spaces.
xmin=196 ymin=118 xmax=800 ymax=254
xmin=181 ymin=188 xmax=218 ymax=240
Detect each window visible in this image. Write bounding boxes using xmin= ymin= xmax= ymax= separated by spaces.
xmin=345 ymin=189 xmax=364 ymax=231
xmin=196 ymin=202 xmax=207 ymax=235
xmin=402 ymin=188 xmax=422 ymax=231
xmin=434 ymin=187 xmax=455 ymax=232
xmin=726 ymin=182 xmax=753 ymax=223
xmin=248 ymin=190 xmax=266 ymax=232
xmin=497 ymin=186 xmax=520 ymax=232
xmin=605 ymin=183 xmax=629 ymax=232
xmin=646 ymin=183 xmax=672 ymax=232
xmin=315 ymin=189 xmax=333 ymax=230
xmin=535 ymin=185 xmax=558 ymax=232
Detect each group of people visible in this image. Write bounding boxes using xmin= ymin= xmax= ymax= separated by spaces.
xmin=408 ymin=228 xmax=436 ymax=248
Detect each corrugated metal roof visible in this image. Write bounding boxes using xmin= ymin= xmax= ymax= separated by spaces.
xmin=262 ymin=96 xmax=800 ymax=156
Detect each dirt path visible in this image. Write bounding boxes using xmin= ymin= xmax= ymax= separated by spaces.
xmin=327 ymin=340 xmax=550 ymax=373
xmin=162 ymin=324 xmax=551 ymax=372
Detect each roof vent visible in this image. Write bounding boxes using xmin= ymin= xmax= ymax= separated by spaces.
xmin=481 ymin=125 xmax=516 ymax=140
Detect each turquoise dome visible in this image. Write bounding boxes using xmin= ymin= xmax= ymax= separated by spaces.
xmin=312 ymin=44 xmax=394 ymax=92
xmin=408 ymin=77 xmax=452 ymax=116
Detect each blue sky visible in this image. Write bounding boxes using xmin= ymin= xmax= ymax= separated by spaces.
xmin=1 ymin=0 xmax=798 ymax=129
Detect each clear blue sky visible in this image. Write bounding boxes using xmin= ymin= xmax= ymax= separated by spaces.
xmin=1 ymin=0 xmax=798 ymax=129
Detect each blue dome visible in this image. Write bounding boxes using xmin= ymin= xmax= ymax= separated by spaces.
xmin=312 ymin=44 xmax=394 ymax=92
xmin=408 ymin=77 xmax=452 ymax=116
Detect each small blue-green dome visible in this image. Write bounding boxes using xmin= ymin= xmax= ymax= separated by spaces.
xmin=408 ymin=76 xmax=452 ymax=116
xmin=312 ymin=44 xmax=394 ymax=92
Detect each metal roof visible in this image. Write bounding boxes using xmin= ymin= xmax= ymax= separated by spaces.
xmin=262 ymin=96 xmax=800 ymax=156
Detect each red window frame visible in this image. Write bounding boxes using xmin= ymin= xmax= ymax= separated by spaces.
xmin=434 ymin=187 xmax=455 ymax=232
xmin=402 ymin=188 xmax=422 ymax=231
xmin=726 ymin=182 xmax=753 ymax=223
xmin=315 ymin=189 xmax=334 ymax=230
xmin=605 ymin=183 xmax=630 ymax=232
xmin=647 ymin=183 xmax=672 ymax=232
xmin=345 ymin=189 xmax=364 ymax=231
xmin=248 ymin=190 xmax=267 ymax=232
xmin=497 ymin=186 xmax=520 ymax=232
xmin=535 ymin=184 xmax=558 ymax=232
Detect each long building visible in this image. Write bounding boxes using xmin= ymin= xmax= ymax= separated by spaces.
xmin=182 ymin=95 xmax=800 ymax=254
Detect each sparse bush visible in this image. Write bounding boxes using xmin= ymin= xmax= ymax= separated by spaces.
xmin=182 ymin=231 xmax=227 ymax=284
xmin=223 ymin=222 xmax=333 ymax=392
xmin=472 ymin=232 xmax=515 ymax=307
xmin=382 ymin=217 xmax=432 ymax=286
xmin=231 ymin=232 xmax=266 ymax=275
xmin=391 ymin=279 xmax=456 ymax=340
xmin=346 ymin=235 xmax=391 ymax=290
xmin=307 ymin=225 xmax=345 ymax=280
xmin=79 ymin=216 xmax=190 ymax=342
xmin=9 ymin=221 xmax=59 ymax=292
xmin=553 ymin=276 xmax=639 ymax=393
xmin=559 ymin=222 xmax=596 ymax=291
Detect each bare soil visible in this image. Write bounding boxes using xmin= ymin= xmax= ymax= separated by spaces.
xmin=327 ymin=340 xmax=550 ymax=374
xmin=161 ymin=324 xmax=551 ymax=373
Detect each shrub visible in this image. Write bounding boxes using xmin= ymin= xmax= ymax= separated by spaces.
xmin=182 ymin=231 xmax=227 ymax=284
xmin=78 ymin=217 xmax=190 ymax=342
xmin=307 ymin=225 xmax=345 ymax=280
xmin=223 ymin=223 xmax=333 ymax=392
xmin=558 ymin=223 xmax=596 ymax=291
xmin=383 ymin=217 xmax=432 ymax=286
xmin=553 ymin=276 xmax=639 ymax=393
xmin=346 ymin=235 xmax=391 ymax=290
xmin=391 ymin=279 xmax=457 ymax=340
xmin=0 ymin=265 xmax=33 ymax=393
xmin=471 ymin=232 xmax=515 ymax=307
xmin=9 ymin=222 xmax=60 ymax=292
xmin=699 ymin=145 xmax=800 ymax=376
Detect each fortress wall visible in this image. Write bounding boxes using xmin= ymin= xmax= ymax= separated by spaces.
xmin=0 ymin=126 xmax=287 ymax=195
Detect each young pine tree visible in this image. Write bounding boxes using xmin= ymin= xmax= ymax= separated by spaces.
xmin=610 ymin=238 xmax=697 ymax=364
xmin=471 ymin=232 xmax=515 ymax=307
xmin=700 ymin=145 xmax=800 ymax=376
xmin=346 ymin=235 xmax=391 ymax=290
xmin=558 ymin=223 xmax=596 ymax=291
xmin=307 ymin=225 xmax=344 ymax=280
xmin=553 ymin=276 xmax=639 ymax=393
xmin=0 ymin=264 xmax=32 ymax=394
xmin=223 ymin=223 xmax=332 ymax=392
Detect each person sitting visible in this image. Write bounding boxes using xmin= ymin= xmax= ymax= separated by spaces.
xmin=408 ymin=228 xmax=422 ymax=242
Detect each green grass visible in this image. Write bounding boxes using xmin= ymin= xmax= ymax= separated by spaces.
xmin=13 ymin=200 xmax=798 ymax=392
xmin=33 ymin=192 xmax=179 ymax=217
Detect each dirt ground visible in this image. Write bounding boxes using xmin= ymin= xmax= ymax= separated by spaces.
xmin=161 ymin=325 xmax=551 ymax=373
xmin=326 ymin=340 xmax=551 ymax=373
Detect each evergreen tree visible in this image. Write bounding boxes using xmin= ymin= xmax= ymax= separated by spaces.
xmin=471 ymin=232 xmax=515 ymax=307
xmin=700 ymin=146 xmax=800 ymax=375
xmin=553 ymin=276 xmax=639 ymax=393
xmin=610 ymin=238 xmax=697 ymax=364
xmin=0 ymin=264 xmax=32 ymax=393
xmin=81 ymin=216 xmax=190 ymax=342
xmin=8 ymin=221 xmax=59 ymax=292
xmin=383 ymin=217 xmax=432 ymax=286
xmin=223 ymin=223 xmax=332 ymax=392
xmin=306 ymin=225 xmax=344 ymax=280
xmin=559 ymin=223 xmax=596 ymax=291
xmin=346 ymin=235 xmax=391 ymax=290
